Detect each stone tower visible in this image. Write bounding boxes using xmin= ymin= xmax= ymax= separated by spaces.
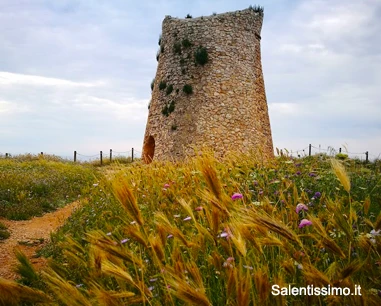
xmin=142 ymin=7 xmax=273 ymax=163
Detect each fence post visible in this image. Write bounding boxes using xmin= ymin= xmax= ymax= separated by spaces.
xmin=131 ymin=148 xmax=134 ymax=162
xmin=365 ymin=151 xmax=369 ymax=163
xmin=308 ymin=144 xmax=311 ymax=156
xmin=110 ymin=149 xmax=112 ymax=163
xmin=339 ymin=148 xmax=342 ymax=153
xmin=74 ymin=151 xmax=77 ymax=162
xmin=100 ymin=151 xmax=103 ymax=166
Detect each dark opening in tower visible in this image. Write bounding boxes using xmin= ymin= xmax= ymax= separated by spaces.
xmin=143 ymin=135 xmax=155 ymax=163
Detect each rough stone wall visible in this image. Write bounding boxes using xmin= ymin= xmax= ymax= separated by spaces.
xmin=142 ymin=8 xmax=273 ymax=163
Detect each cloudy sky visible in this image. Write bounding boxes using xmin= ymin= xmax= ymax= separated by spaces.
xmin=0 ymin=0 xmax=380 ymax=160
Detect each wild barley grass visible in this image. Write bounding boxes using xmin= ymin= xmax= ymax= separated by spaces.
xmin=1 ymin=152 xmax=381 ymax=305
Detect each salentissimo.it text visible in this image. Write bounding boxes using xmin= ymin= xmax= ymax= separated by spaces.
xmin=272 ymin=284 xmax=362 ymax=296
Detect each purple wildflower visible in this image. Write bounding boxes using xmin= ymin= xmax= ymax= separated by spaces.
xmin=121 ymin=238 xmax=129 ymax=244
xmin=195 ymin=206 xmax=203 ymax=211
xmin=223 ymin=257 xmax=235 ymax=269
xmin=314 ymin=192 xmax=321 ymax=198
xmin=298 ymin=219 xmax=312 ymax=228
xmin=164 ymin=183 xmax=170 ymax=188
xmin=183 ymin=216 xmax=191 ymax=221
xmin=295 ymin=203 xmax=308 ymax=214
xmin=296 ymin=171 xmax=301 ymax=175
xmin=231 ymin=193 xmax=243 ymax=200
xmin=309 ymin=172 xmax=317 ymax=177
xmin=259 ymin=190 xmax=264 ymax=195
xmin=218 ymin=227 xmax=232 ymax=239
xmin=167 ymin=234 xmax=174 ymax=239
xmin=219 ymin=232 xmax=229 ymax=238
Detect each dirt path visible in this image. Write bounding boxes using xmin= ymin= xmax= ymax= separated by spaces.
xmin=0 ymin=201 xmax=79 ymax=280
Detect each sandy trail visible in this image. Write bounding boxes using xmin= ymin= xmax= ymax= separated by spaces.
xmin=0 ymin=201 xmax=79 ymax=280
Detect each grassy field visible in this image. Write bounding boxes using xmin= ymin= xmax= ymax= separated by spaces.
xmin=0 ymin=154 xmax=97 ymax=220
xmin=1 ymin=152 xmax=381 ymax=305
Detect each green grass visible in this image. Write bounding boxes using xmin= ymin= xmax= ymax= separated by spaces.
xmin=0 ymin=154 xmax=97 ymax=220
xmin=0 ymin=221 xmax=10 ymax=240
xmin=1 ymin=152 xmax=381 ymax=305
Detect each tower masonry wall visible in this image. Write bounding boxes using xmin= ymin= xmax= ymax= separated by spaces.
xmin=142 ymin=8 xmax=273 ymax=162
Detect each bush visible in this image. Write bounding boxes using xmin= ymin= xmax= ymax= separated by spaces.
xmin=0 ymin=221 xmax=9 ymax=240
xmin=185 ymin=14 xmax=192 ymax=18
xmin=194 ymin=46 xmax=208 ymax=66
xmin=181 ymin=38 xmax=192 ymax=48
xmin=162 ymin=101 xmax=176 ymax=117
xmin=150 ymin=79 xmax=155 ymax=91
xmin=168 ymin=100 xmax=175 ymax=113
xmin=158 ymin=34 xmax=162 ymax=46
xmin=160 ymin=45 xmax=165 ymax=53
xmin=0 ymin=229 xmax=10 ymax=240
xmin=165 ymin=84 xmax=173 ymax=95
xmin=171 ymin=124 xmax=177 ymax=131
xmin=336 ymin=153 xmax=349 ymax=160
xmin=183 ymin=84 xmax=193 ymax=95
xmin=159 ymin=80 xmax=167 ymax=90
xmin=248 ymin=5 xmax=264 ymax=15
xmin=173 ymin=42 xmax=181 ymax=55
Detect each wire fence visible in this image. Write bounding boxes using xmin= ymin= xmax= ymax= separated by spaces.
xmin=0 ymin=148 xmax=143 ymax=165
xmin=286 ymin=144 xmax=380 ymax=162
xmin=2 ymin=145 xmax=380 ymax=163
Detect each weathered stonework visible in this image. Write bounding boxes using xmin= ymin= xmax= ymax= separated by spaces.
xmin=142 ymin=8 xmax=273 ymax=163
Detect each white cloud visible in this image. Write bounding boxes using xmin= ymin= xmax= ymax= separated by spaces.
xmin=269 ymin=102 xmax=306 ymax=116
xmin=0 ymin=71 xmax=102 ymax=87
xmin=0 ymin=99 xmax=30 ymax=114
xmin=299 ymin=0 xmax=374 ymax=38
xmin=72 ymin=95 xmax=148 ymax=121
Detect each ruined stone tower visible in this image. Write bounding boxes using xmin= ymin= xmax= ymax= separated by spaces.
xmin=142 ymin=7 xmax=273 ymax=163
